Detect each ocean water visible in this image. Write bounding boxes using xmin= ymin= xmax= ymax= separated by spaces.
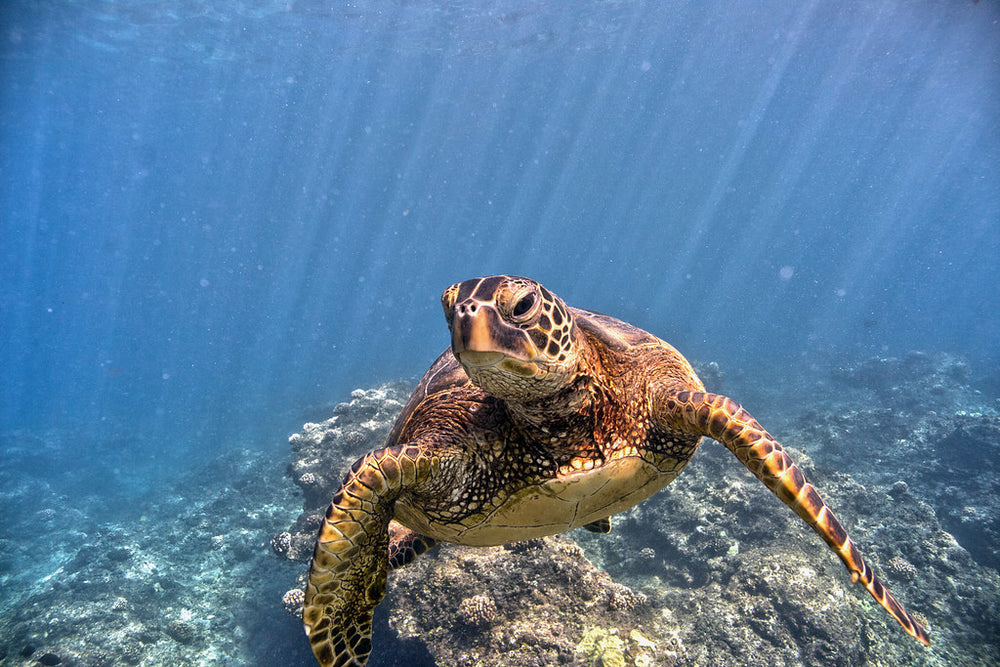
xmin=1 ymin=1 xmax=998 ymax=666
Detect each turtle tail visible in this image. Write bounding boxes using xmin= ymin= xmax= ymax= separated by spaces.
xmin=669 ymin=390 xmax=930 ymax=646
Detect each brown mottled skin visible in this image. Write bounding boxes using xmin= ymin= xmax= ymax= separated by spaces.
xmin=304 ymin=276 xmax=929 ymax=667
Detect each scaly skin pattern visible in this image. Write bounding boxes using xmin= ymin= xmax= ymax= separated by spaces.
xmin=304 ymin=276 xmax=929 ymax=666
xmin=304 ymin=446 xmax=436 ymax=666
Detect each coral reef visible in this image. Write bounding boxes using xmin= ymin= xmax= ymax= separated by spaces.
xmin=457 ymin=594 xmax=498 ymax=627
xmin=386 ymin=537 xmax=656 ymax=666
xmin=279 ymin=383 xmax=414 ymax=563
xmin=1 ymin=352 xmax=995 ymax=666
xmin=287 ymin=383 xmax=412 ymax=510
xmin=282 ymin=586 xmax=306 ymax=616
xmin=786 ymin=352 xmax=1000 ymax=572
xmin=0 ymin=448 xmax=310 ymax=666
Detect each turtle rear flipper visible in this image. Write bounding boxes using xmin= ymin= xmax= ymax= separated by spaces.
xmin=582 ymin=517 xmax=612 ymax=533
xmin=305 ymin=445 xmax=433 ymax=667
xmin=666 ymin=390 xmax=931 ymax=646
xmin=387 ymin=520 xmax=438 ymax=570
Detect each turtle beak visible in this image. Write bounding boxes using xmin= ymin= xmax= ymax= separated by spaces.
xmin=451 ymin=302 xmax=506 ymax=367
xmin=448 ymin=295 xmax=545 ymax=380
xmin=448 ymin=296 xmax=549 ymax=385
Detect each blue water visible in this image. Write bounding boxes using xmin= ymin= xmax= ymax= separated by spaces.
xmin=0 ymin=2 xmax=998 ymax=660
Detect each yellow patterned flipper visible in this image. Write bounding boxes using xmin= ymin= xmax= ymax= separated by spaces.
xmin=667 ymin=390 xmax=930 ymax=646
xmin=304 ymin=444 xmax=433 ymax=667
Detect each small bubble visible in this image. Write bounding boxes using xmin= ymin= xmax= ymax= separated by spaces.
xmin=199 ymin=278 xmax=210 ymax=287
xmin=779 ymin=266 xmax=794 ymax=281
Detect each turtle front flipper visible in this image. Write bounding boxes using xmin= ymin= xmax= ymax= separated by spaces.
xmin=664 ymin=390 xmax=930 ymax=646
xmin=304 ymin=445 xmax=433 ymax=667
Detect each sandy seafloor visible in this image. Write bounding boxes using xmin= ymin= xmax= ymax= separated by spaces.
xmin=1 ymin=351 xmax=998 ymax=666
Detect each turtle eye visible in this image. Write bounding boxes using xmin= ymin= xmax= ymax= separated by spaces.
xmin=441 ymin=283 xmax=461 ymax=328
xmin=511 ymin=293 xmax=537 ymax=321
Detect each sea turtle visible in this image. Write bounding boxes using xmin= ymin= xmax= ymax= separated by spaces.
xmin=304 ymin=275 xmax=929 ymax=666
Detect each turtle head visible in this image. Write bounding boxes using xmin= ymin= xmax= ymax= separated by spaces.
xmin=442 ymin=275 xmax=580 ymax=401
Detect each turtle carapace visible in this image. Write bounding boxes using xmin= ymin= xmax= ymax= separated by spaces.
xmin=303 ymin=275 xmax=930 ymax=666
